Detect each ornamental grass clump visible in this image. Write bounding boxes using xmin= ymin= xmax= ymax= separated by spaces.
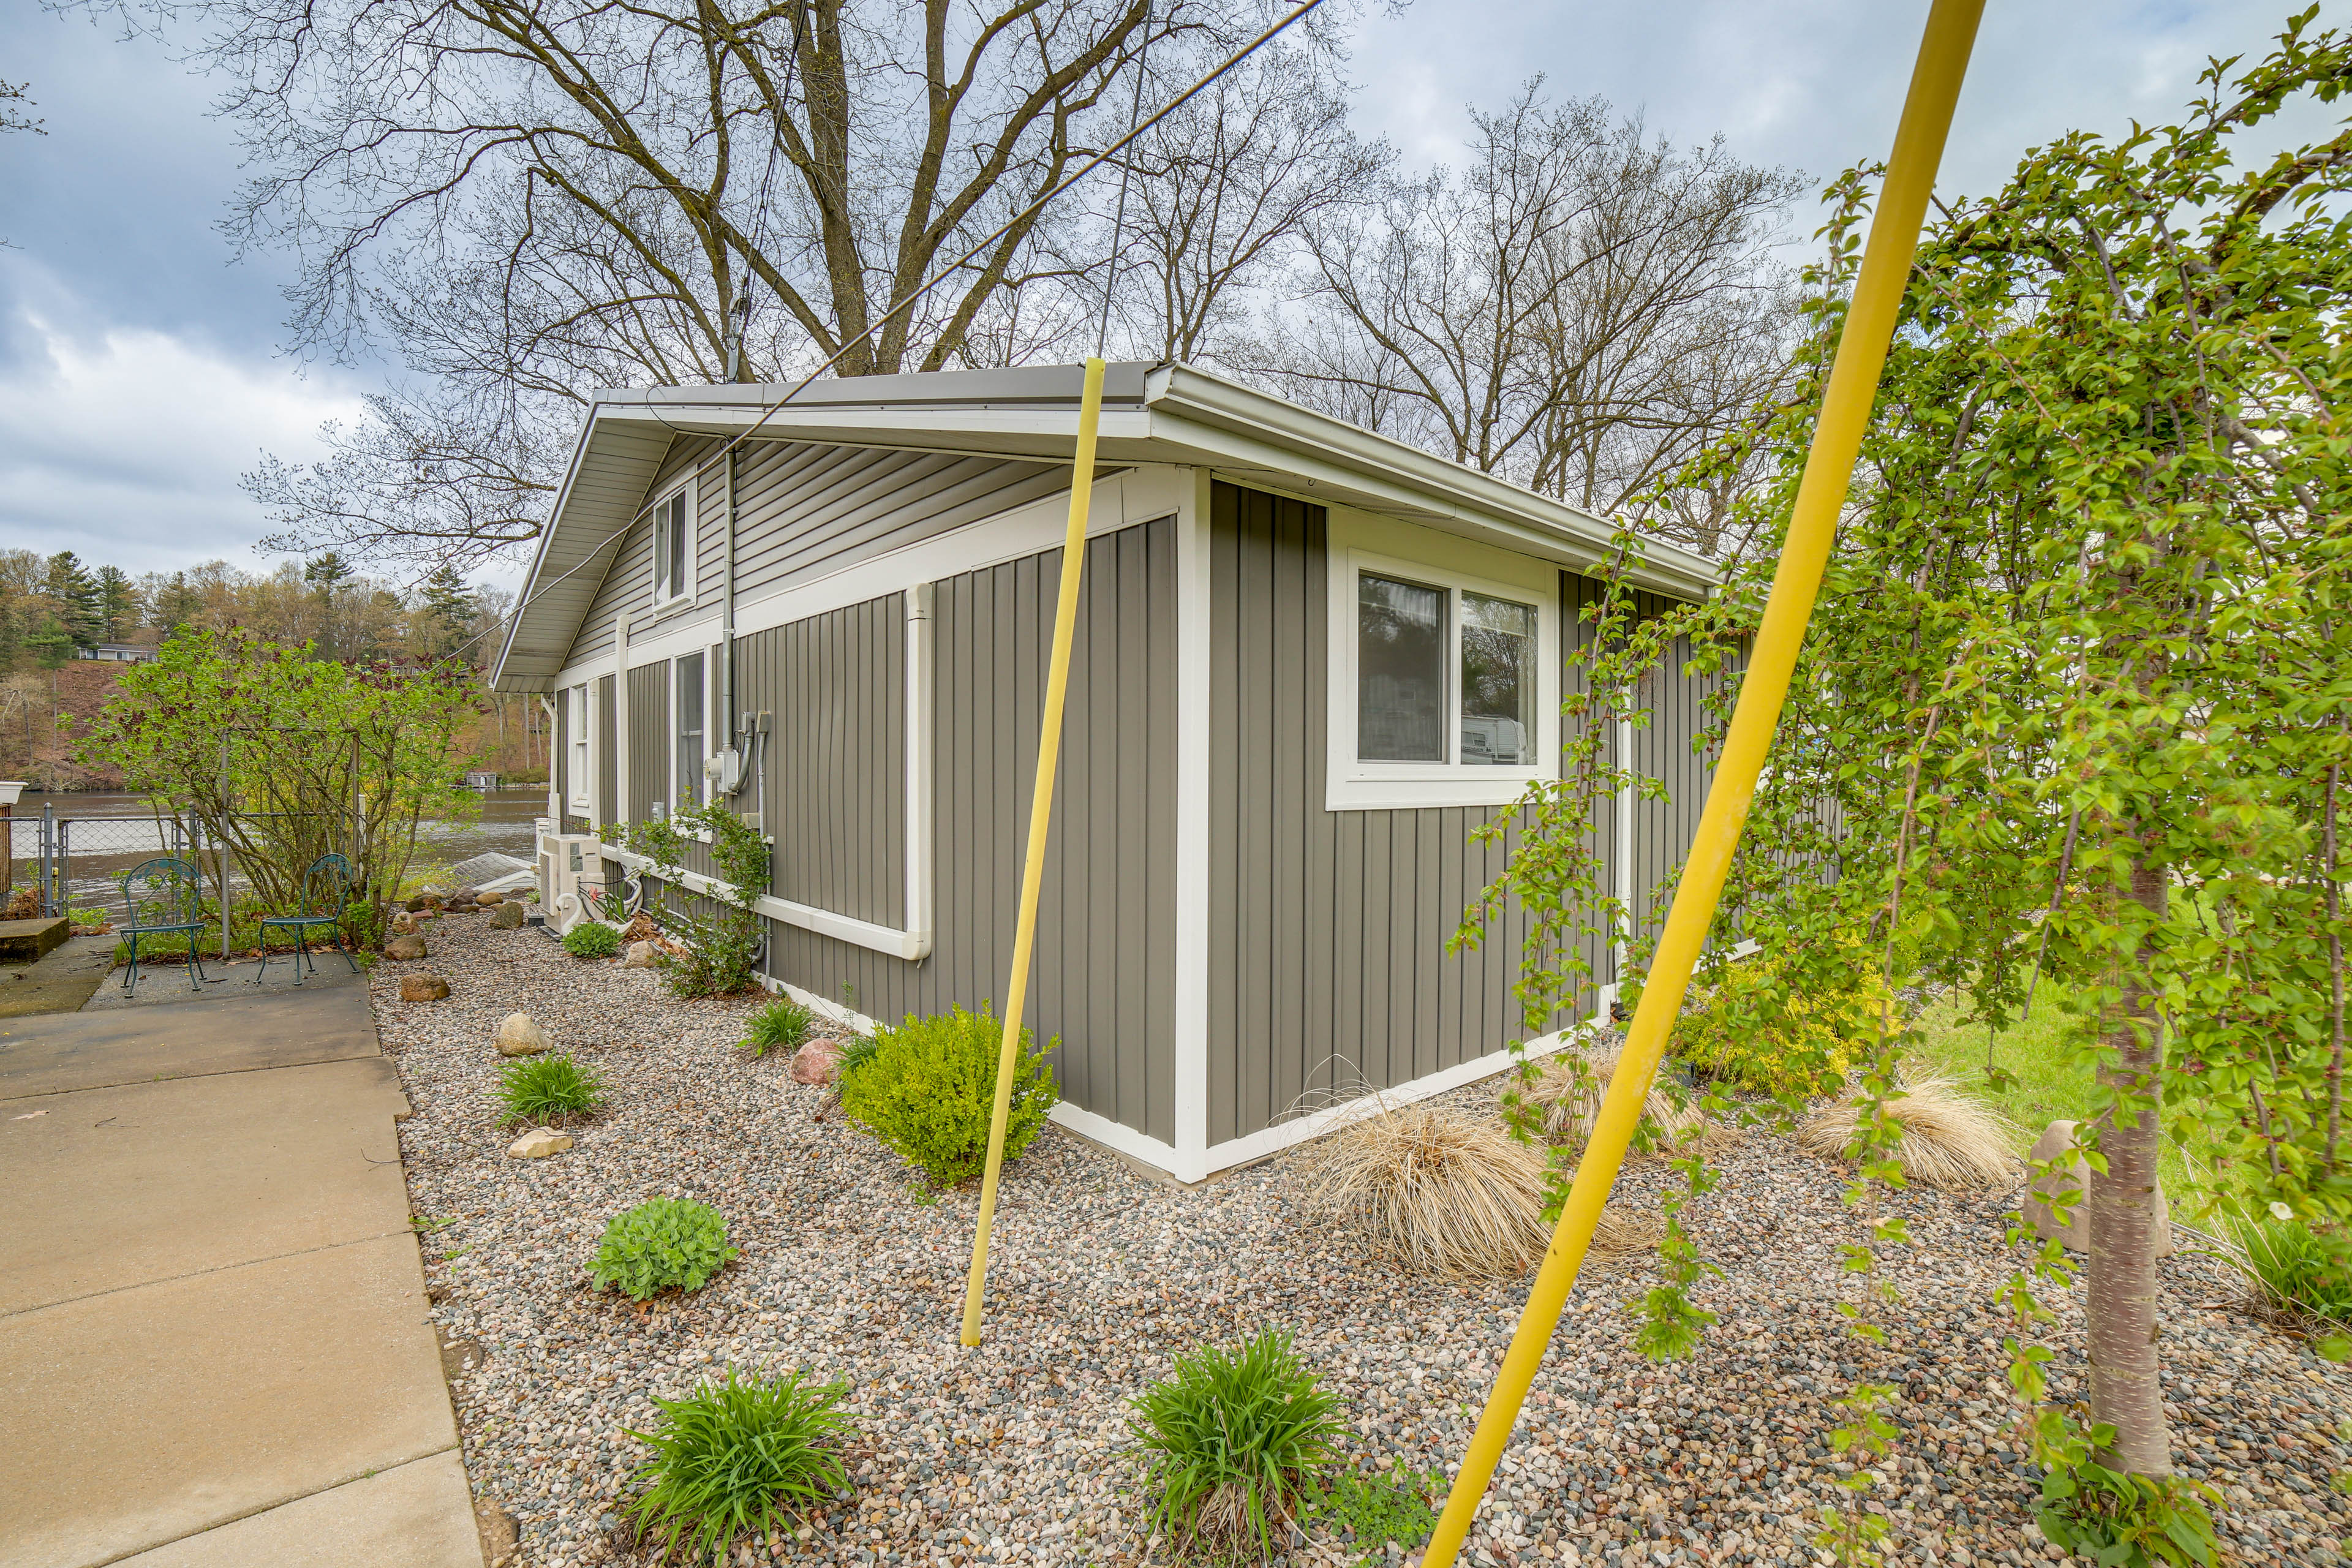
xmin=589 ymin=1197 xmax=738 ymax=1302
xmin=1796 ymin=1077 xmax=2018 ymax=1192
xmin=563 ymin=921 xmax=622 ymax=960
xmin=836 ymin=1003 xmax=1058 ymax=1189
xmin=1294 ymin=1098 xmax=1657 ymax=1279
xmin=742 ymin=997 xmax=816 ymax=1057
xmin=1528 ymin=1042 xmax=1721 ymax=1158
xmin=493 ymin=1053 xmax=606 ymax=1128
xmin=623 ymin=1368 xmax=854 ymax=1563
xmin=2225 ymin=1212 xmax=2352 ymax=1329
xmin=1129 ymin=1331 xmax=1343 ymax=1564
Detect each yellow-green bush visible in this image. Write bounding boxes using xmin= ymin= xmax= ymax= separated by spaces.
xmin=837 ymin=1003 xmax=1058 ymax=1189
xmin=1671 ymin=937 xmax=1890 ymax=1097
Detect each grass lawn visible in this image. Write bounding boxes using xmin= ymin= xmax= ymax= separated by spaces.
xmin=1904 ymin=984 xmax=2233 ymax=1229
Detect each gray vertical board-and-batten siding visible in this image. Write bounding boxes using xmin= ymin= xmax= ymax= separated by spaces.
xmin=736 ymin=595 xmax=908 ymax=929
xmin=625 ymin=663 xmax=669 ymax=823
xmin=1208 ymin=483 xmax=1540 ymax=1148
xmin=643 ymin=518 xmax=1180 ymax=1144
xmin=1205 ymin=483 xmax=1715 ymax=1148
xmin=595 ymin=674 xmax=617 ymax=821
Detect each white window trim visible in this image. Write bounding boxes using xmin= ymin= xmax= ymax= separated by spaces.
xmin=649 ymin=476 xmax=698 ymax=609
xmin=1324 ymin=514 xmax=1558 ymax=812
xmin=567 ymin=682 xmax=593 ymax=815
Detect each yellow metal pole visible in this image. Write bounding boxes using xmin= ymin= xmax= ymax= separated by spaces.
xmin=1415 ymin=3 xmax=1983 ymax=1562
xmin=962 ymin=356 xmax=1109 ymax=1348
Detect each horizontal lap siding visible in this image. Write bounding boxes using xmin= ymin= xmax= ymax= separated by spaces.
xmin=762 ymin=518 xmax=1178 ymax=1145
xmin=1208 ymin=483 xmax=1531 ymax=1148
xmin=737 ymin=598 xmax=906 ymax=929
xmin=732 ymin=442 xmax=1069 ymax=600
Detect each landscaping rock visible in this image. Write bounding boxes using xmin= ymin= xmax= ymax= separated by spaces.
xmin=388 ymin=910 xmax=417 ymax=937
xmin=621 ymin=940 xmax=660 ymax=969
xmin=406 ymin=891 xmax=445 ymax=913
xmin=507 ymin=1126 xmax=572 ymax=1158
xmin=495 ymin=1012 xmax=551 ymax=1057
xmin=398 ymin=972 xmax=451 ymax=1002
xmin=790 ymin=1036 xmax=843 ymax=1085
xmin=383 ymin=933 xmax=429 ymax=961
xmin=2025 ymin=1118 xmax=2174 ymax=1256
xmin=475 ymin=890 xmax=505 ymax=907
xmin=488 ymin=901 xmax=526 ymax=930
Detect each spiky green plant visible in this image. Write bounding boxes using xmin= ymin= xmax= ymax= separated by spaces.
xmin=492 ymin=1053 xmax=607 ymax=1128
xmin=624 ymin=1368 xmax=854 ymax=1562
xmin=1129 ymin=1331 xmax=1343 ymax=1562
xmin=743 ymin=997 xmax=816 ymax=1058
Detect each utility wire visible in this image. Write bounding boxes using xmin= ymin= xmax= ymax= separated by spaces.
xmin=475 ymin=0 xmax=1331 ymax=673
xmin=1095 ymin=1 xmax=1154 ymax=356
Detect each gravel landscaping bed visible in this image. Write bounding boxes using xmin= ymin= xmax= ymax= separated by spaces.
xmin=383 ymin=916 xmax=2352 ymax=1568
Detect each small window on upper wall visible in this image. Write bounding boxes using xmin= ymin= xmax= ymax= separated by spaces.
xmin=1327 ymin=521 xmax=1558 ymax=812
xmin=650 ymin=483 xmax=694 ymax=605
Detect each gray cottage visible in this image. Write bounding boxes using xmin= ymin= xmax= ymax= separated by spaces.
xmin=492 ymin=363 xmax=1724 ymax=1182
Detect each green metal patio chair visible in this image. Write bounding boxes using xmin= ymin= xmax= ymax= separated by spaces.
xmin=254 ymin=853 xmax=360 ymax=986
xmin=118 ymin=856 xmax=213 ymax=994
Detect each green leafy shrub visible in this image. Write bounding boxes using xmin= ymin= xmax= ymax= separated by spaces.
xmin=624 ymin=1368 xmax=854 ymax=1562
xmin=744 ymin=997 xmax=815 ymax=1058
xmin=67 ymin=904 xmax=111 ymax=934
xmin=1129 ymin=1330 xmax=1343 ymax=1562
xmin=589 ymin=1197 xmax=738 ymax=1301
xmin=1672 ymin=935 xmax=1888 ymax=1098
xmin=1310 ymin=1466 xmax=1442 ymax=1566
xmin=614 ymin=802 xmax=769 ymax=997
xmin=494 ymin=1054 xmax=607 ymax=1128
xmin=564 ymin=921 xmax=622 ymax=960
xmin=2037 ymin=1459 xmax=2220 ymax=1567
xmin=835 ymin=1003 xmax=1058 ymax=1189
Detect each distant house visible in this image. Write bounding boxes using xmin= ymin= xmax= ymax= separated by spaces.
xmin=77 ymin=643 xmax=156 ymax=664
xmin=492 ymin=363 xmax=1725 ymax=1182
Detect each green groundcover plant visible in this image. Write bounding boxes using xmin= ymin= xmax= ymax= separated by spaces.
xmin=1129 ymin=1330 xmax=1344 ymax=1564
xmin=835 ymin=1002 xmax=1058 ymax=1189
xmin=624 ymin=1368 xmax=854 ymax=1562
xmin=588 ymin=1197 xmax=737 ymax=1302
xmin=743 ymin=997 xmax=815 ymax=1058
xmin=563 ymin=921 xmax=622 ymax=960
xmin=492 ymin=1054 xmax=606 ymax=1128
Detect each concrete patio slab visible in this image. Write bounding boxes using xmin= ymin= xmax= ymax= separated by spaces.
xmin=81 ymin=948 xmax=371 ymax=1012
xmin=0 ymin=1232 xmax=461 ymax=1568
xmin=0 ymin=931 xmax=118 ymax=1017
xmin=0 ymin=1055 xmax=415 ymax=1314
xmin=114 ymin=1451 xmax=485 ymax=1568
xmin=0 ymin=981 xmax=379 ymax=1097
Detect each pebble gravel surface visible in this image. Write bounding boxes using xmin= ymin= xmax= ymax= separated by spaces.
xmin=382 ymin=916 xmax=2352 ymax=1568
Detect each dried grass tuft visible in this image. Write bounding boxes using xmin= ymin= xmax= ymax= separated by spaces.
xmin=1526 ymin=1040 xmax=1722 ymax=1157
xmin=1294 ymin=1098 xmax=1659 ymax=1278
xmin=1796 ymin=1077 xmax=2019 ymax=1191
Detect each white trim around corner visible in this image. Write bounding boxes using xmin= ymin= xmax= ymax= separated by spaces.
xmin=1171 ymin=467 xmax=1213 ymax=1168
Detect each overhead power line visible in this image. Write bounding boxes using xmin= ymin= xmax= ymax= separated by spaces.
xmin=478 ymin=0 xmax=1332 ymax=672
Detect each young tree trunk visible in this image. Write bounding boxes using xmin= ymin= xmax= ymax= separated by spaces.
xmin=2087 ymin=850 xmax=2174 ymax=1474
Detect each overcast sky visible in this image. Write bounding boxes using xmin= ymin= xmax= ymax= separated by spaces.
xmin=0 ymin=0 xmax=2328 ymax=589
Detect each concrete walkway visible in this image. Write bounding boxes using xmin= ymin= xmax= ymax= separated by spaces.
xmin=0 ymin=979 xmax=486 ymax=1567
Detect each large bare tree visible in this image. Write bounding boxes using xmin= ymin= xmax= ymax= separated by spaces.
xmin=89 ymin=0 xmax=1305 ymax=567
xmin=1238 ymin=83 xmax=1802 ymax=548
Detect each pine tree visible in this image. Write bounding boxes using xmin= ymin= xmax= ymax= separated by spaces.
xmin=42 ymin=552 xmax=101 ymax=650
xmin=414 ymin=564 xmax=476 ymax=661
xmin=93 ymin=565 xmax=138 ymax=643
xmin=149 ymin=573 xmax=203 ymax=640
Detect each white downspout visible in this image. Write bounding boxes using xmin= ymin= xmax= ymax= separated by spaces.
xmin=903 ymin=582 xmax=935 ymax=961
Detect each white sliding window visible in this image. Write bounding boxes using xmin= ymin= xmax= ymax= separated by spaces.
xmin=674 ymin=650 xmax=706 ymax=811
xmin=650 ymin=482 xmax=695 ymax=606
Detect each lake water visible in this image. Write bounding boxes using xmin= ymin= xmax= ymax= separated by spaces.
xmin=4 ymin=786 xmax=554 ymax=909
